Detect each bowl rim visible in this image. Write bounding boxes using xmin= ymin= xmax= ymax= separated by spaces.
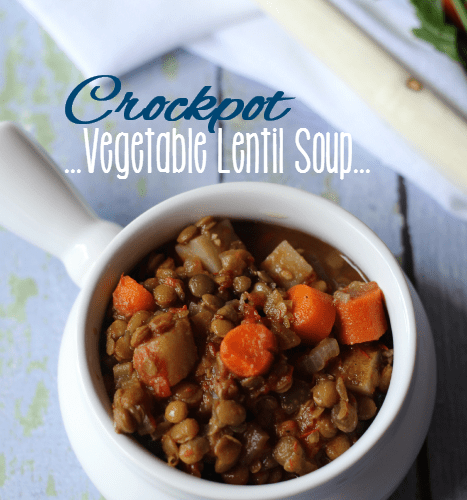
xmin=75 ymin=182 xmax=416 ymax=500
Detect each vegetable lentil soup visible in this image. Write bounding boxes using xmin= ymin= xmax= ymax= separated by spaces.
xmin=100 ymin=217 xmax=393 ymax=485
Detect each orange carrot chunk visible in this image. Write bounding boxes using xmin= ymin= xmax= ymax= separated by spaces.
xmin=288 ymin=284 xmax=336 ymax=344
xmin=133 ymin=316 xmax=197 ymax=398
xmin=133 ymin=344 xmax=172 ymax=398
xmin=113 ymin=274 xmax=156 ymax=318
xmin=333 ymin=281 xmax=387 ymax=345
xmin=220 ymin=323 xmax=277 ymax=378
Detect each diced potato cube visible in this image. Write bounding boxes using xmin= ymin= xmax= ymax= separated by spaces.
xmin=261 ymin=240 xmax=313 ymax=289
xmin=176 ymin=234 xmax=222 ymax=273
xmin=331 ymin=345 xmax=381 ymax=396
xmin=213 ymin=219 xmax=244 ymax=252
xmin=133 ymin=317 xmax=197 ymax=397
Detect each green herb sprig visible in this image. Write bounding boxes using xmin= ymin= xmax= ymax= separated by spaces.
xmin=409 ymin=0 xmax=467 ymax=70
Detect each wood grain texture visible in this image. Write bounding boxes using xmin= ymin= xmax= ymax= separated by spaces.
xmin=389 ymin=464 xmax=419 ymax=500
xmin=407 ymin=181 xmax=467 ymax=500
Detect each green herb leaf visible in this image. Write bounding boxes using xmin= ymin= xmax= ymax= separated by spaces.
xmin=410 ymin=0 xmax=461 ymax=62
xmin=450 ymin=0 xmax=467 ymax=30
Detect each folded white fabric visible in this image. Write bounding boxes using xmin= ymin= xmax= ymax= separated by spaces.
xmin=18 ymin=0 xmax=467 ymax=218
xmin=18 ymin=0 xmax=261 ymax=78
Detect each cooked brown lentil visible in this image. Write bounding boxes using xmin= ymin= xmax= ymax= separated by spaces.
xmin=215 ymin=400 xmax=246 ymax=427
xmin=357 ymin=396 xmax=378 ymax=421
xmin=179 ymin=436 xmax=210 ymax=464
xmin=165 ymin=400 xmax=189 ymax=424
xmin=325 ymin=433 xmax=351 ymax=461
xmin=210 ymin=318 xmax=234 ymax=338
xmin=101 ymin=218 xmax=393 ymax=484
xmin=313 ymin=378 xmax=339 ymax=408
xmin=170 ymin=418 xmax=199 ymax=443
xmin=214 ymin=435 xmax=242 ymax=473
xmin=189 ymin=274 xmax=216 ymax=298
xmin=153 ymin=283 xmax=178 ymax=308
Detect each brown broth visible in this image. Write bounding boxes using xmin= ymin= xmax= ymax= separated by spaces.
xmin=232 ymin=219 xmax=366 ymax=292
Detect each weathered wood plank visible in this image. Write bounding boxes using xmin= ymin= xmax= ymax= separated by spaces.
xmin=407 ymin=182 xmax=467 ymax=500
xmin=0 ymin=1 xmax=219 ymax=498
xmin=389 ymin=464 xmax=419 ymax=500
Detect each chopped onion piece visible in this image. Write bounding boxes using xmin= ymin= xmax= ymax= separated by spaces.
xmin=175 ymin=219 xmax=243 ymax=274
xmin=300 ymin=337 xmax=340 ymax=375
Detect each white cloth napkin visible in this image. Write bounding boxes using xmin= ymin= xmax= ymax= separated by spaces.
xmin=18 ymin=0 xmax=467 ymax=218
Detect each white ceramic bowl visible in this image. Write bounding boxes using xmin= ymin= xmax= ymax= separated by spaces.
xmin=0 ymin=122 xmax=436 ymax=500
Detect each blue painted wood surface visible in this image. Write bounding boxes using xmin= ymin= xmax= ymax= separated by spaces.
xmin=0 ymin=1 xmax=465 ymax=499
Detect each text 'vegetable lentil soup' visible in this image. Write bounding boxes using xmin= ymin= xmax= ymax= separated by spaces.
xmin=100 ymin=217 xmax=393 ymax=484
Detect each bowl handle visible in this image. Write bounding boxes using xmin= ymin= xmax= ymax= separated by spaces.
xmin=0 ymin=122 xmax=122 ymax=288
